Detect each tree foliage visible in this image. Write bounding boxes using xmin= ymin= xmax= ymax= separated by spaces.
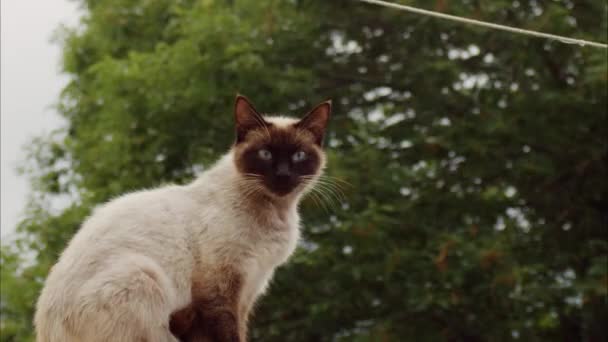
xmin=2 ymin=0 xmax=607 ymax=341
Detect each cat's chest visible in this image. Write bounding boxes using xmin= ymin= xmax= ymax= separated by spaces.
xmin=234 ymin=213 xmax=300 ymax=269
xmin=187 ymin=220 xmax=298 ymax=314
xmin=189 ymin=204 xmax=299 ymax=304
xmin=200 ymin=203 xmax=299 ymax=259
xmin=237 ymin=224 xmax=299 ymax=306
xmin=194 ymin=208 xmax=299 ymax=271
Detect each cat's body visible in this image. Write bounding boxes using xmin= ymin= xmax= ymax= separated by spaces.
xmin=34 ymin=96 xmax=331 ymax=342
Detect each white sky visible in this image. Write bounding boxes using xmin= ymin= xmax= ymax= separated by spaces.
xmin=1 ymin=0 xmax=81 ymax=237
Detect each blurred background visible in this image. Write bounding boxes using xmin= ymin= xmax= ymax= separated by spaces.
xmin=1 ymin=0 xmax=606 ymax=341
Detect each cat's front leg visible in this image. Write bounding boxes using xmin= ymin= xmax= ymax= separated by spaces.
xmin=169 ymin=303 xmax=243 ymax=342
xmin=207 ymin=308 xmax=241 ymax=342
xmin=183 ymin=266 xmax=246 ymax=342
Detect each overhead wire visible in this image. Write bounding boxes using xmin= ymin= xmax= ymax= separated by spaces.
xmin=358 ymin=0 xmax=608 ymax=49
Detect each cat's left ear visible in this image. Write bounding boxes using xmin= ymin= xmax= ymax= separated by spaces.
xmin=296 ymin=100 xmax=331 ymax=146
xmin=234 ymin=94 xmax=268 ymax=144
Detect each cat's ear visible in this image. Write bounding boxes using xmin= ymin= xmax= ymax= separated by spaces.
xmin=234 ymin=94 xmax=268 ymax=143
xmin=296 ymin=100 xmax=331 ymax=146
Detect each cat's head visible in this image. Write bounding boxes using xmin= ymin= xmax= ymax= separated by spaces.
xmin=232 ymin=95 xmax=330 ymax=197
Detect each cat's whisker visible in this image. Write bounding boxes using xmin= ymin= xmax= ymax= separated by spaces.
xmin=316 ymin=188 xmax=341 ymax=211
xmin=242 ymin=173 xmax=263 ymax=178
xmin=300 ymin=176 xmax=347 ymax=204
xmin=316 ymin=176 xmax=352 ymax=194
xmin=304 ymin=188 xmax=330 ymax=212
xmin=230 ymin=178 xmax=263 ymax=201
xmin=307 ymin=184 xmax=339 ymax=211
xmin=240 ymin=188 xmax=258 ymax=202
xmin=316 ymin=177 xmax=348 ymax=199
xmin=239 ymin=180 xmax=263 ymax=199
xmin=314 ymin=188 xmax=339 ymax=212
xmin=305 ymin=191 xmax=322 ymax=209
xmin=312 ymin=178 xmax=346 ymax=207
xmin=312 ymin=182 xmax=345 ymax=205
xmin=316 ymin=175 xmax=351 ymax=190
xmin=320 ymin=175 xmax=351 ymax=186
xmin=308 ymin=178 xmax=346 ymax=202
xmin=312 ymin=192 xmax=331 ymax=213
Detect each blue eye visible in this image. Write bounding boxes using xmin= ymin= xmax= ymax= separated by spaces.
xmin=292 ymin=151 xmax=307 ymax=162
xmin=258 ymin=149 xmax=272 ymax=160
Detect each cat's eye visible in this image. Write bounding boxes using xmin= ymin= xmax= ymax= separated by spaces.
xmin=292 ymin=151 xmax=307 ymax=162
xmin=258 ymin=149 xmax=272 ymax=160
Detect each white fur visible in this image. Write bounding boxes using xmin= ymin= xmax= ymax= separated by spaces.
xmin=34 ymin=123 xmax=321 ymax=342
xmin=263 ymin=115 xmax=298 ymax=127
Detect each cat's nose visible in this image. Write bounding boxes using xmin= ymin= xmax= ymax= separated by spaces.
xmin=276 ymin=163 xmax=291 ymax=176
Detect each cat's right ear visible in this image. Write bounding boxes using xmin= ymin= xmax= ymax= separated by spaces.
xmin=234 ymin=94 xmax=267 ymax=144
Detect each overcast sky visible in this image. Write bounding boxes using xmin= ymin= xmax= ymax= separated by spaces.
xmin=1 ymin=0 xmax=81 ymax=236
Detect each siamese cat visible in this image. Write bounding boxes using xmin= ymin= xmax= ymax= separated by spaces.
xmin=35 ymin=95 xmax=331 ymax=342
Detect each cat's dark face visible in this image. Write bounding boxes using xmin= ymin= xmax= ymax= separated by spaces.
xmin=233 ymin=95 xmax=330 ymax=197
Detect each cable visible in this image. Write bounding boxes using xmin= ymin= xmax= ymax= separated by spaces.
xmin=358 ymin=0 xmax=608 ymax=49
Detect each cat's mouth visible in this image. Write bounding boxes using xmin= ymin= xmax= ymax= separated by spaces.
xmin=264 ymin=176 xmax=301 ymax=196
xmin=239 ymin=173 xmax=302 ymax=197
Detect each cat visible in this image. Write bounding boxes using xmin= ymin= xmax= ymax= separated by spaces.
xmin=34 ymin=95 xmax=331 ymax=342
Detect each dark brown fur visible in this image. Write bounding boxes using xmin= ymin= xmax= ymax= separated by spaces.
xmin=233 ymin=124 xmax=323 ymax=196
xmin=232 ymin=95 xmax=329 ymax=197
xmin=170 ymin=267 xmax=243 ymax=342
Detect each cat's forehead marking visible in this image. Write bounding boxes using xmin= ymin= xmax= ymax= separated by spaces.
xmin=263 ymin=116 xmax=298 ymax=127
xmin=241 ymin=115 xmax=316 ymax=147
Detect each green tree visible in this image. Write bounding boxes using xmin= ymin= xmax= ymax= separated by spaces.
xmin=2 ymin=0 xmax=606 ymax=341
